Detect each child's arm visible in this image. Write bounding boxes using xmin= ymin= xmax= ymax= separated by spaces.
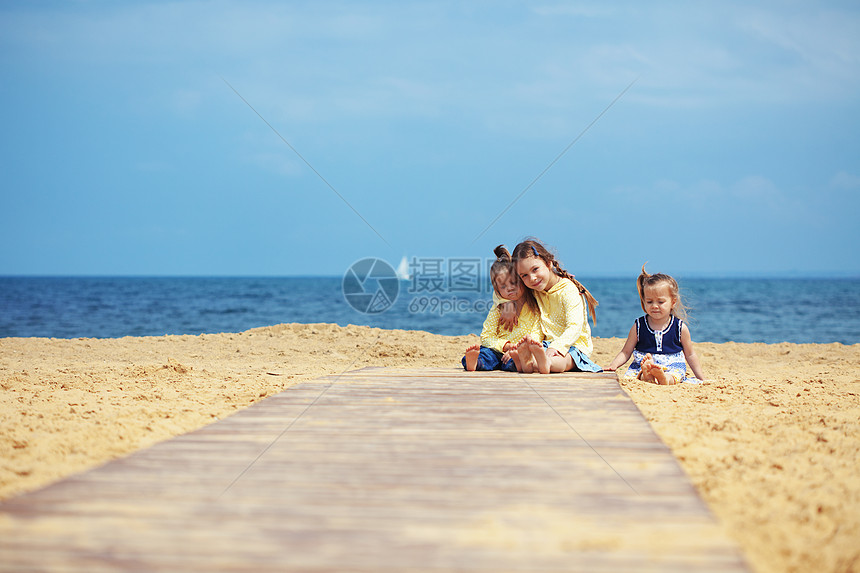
xmin=479 ymin=305 xmax=512 ymax=354
xmin=491 ymin=290 xmax=518 ymax=330
xmin=498 ymin=302 xmax=518 ymax=331
xmin=546 ymin=288 xmax=586 ymax=355
xmin=606 ymin=324 xmax=638 ymax=371
xmin=680 ymin=323 xmax=706 ymax=380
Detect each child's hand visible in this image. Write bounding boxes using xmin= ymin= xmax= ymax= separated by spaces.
xmin=498 ymin=302 xmax=518 ymax=330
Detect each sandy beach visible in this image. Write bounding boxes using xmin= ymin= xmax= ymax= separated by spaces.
xmin=1 ymin=323 xmax=858 ymax=573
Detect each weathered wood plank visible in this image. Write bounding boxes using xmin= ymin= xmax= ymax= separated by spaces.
xmin=0 ymin=367 xmax=749 ymax=572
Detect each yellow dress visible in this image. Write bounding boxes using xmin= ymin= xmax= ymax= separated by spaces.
xmin=533 ymin=278 xmax=593 ymax=356
xmin=479 ymin=302 xmax=543 ymax=353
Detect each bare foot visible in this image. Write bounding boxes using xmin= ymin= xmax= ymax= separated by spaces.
xmin=638 ymin=354 xmax=678 ymax=385
xmin=638 ymin=354 xmax=656 ymax=382
xmin=464 ymin=345 xmax=480 ymax=371
xmin=528 ymin=338 xmax=551 ymax=374
xmin=510 ymin=351 xmax=524 ymax=372
xmin=648 ymin=362 xmax=669 ymax=384
xmin=649 ymin=364 xmax=679 ymax=385
xmin=516 ymin=339 xmax=535 ymax=374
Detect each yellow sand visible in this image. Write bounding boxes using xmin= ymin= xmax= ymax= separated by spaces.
xmin=1 ymin=323 xmax=858 ymax=573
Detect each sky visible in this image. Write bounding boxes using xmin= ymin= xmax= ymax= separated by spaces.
xmin=1 ymin=0 xmax=859 ymax=278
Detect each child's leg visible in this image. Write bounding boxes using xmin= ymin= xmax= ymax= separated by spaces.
xmin=637 ymin=354 xmax=679 ymax=385
xmin=463 ymin=345 xmax=481 ymax=371
xmin=510 ymin=351 xmax=525 ymax=372
xmin=516 ymin=338 xmax=536 ymax=374
xmin=528 ymin=339 xmax=552 ymax=374
xmin=548 ymin=351 xmax=574 ymax=373
xmin=649 ymin=364 xmax=679 ymax=385
xmin=494 ymin=349 xmax=518 ymax=372
xmin=637 ymin=354 xmax=657 ymax=382
xmin=474 ymin=347 xmax=505 ymax=371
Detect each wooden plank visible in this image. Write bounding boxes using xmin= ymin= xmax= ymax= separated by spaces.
xmin=0 ymin=368 xmax=749 ymax=572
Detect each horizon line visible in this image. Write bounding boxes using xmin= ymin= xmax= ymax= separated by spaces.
xmin=1 ymin=272 xmax=859 ymax=280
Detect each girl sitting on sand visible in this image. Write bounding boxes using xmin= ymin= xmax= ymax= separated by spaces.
xmin=463 ymin=246 xmax=542 ymax=372
xmin=510 ymin=238 xmax=602 ymax=374
xmin=606 ymin=265 xmax=705 ymax=384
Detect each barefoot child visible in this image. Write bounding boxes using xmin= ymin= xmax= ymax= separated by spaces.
xmin=606 ymin=265 xmax=705 ymax=384
xmin=463 ymin=246 xmax=542 ymax=372
xmin=510 ymin=239 xmax=601 ymax=374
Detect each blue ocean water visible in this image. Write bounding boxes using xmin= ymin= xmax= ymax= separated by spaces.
xmin=1 ymin=276 xmax=858 ymax=344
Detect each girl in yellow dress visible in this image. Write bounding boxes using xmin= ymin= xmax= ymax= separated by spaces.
xmin=511 ymin=238 xmax=601 ymax=374
xmin=462 ymin=245 xmax=542 ymax=372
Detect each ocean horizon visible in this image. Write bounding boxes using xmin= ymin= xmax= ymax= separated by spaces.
xmin=1 ymin=275 xmax=859 ymax=345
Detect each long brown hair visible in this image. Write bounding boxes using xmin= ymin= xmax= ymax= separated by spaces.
xmin=511 ymin=238 xmax=597 ymax=323
xmin=636 ymin=263 xmax=689 ymax=321
xmin=491 ymin=245 xmax=538 ymax=316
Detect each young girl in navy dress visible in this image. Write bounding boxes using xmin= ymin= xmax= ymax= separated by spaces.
xmin=606 ymin=265 xmax=706 ymax=385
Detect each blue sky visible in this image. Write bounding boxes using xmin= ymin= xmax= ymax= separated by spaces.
xmin=1 ymin=1 xmax=858 ymax=278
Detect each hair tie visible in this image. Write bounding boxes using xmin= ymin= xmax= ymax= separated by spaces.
xmin=531 ymin=246 xmax=539 ymax=257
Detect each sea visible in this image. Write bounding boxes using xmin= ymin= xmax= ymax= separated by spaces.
xmin=1 ymin=276 xmax=859 ymax=345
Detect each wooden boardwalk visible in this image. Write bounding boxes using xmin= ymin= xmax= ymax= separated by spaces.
xmin=0 ymin=368 xmax=749 ymax=572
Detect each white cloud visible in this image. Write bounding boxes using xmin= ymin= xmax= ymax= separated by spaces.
xmin=730 ymin=175 xmax=783 ymax=206
xmin=245 ymin=150 xmax=303 ymax=178
xmin=3 ymin=1 xmax=859 ymax=133
xmin=831 ymin=171 xmax=860 ymax=190
xmin=739 ymin=7 xmax=860 ymax=96
xmin=532 ymin=4 xmax=616 ymax=18
xmin=728 ymin=6 xmax=860 ymax=103
xmin=610 ymin=175 xmax=797 ymax=218
xmin=531 ymin=3 xmax=860 ymax=108
xmin=169 ymin=89 xmax=203 ymax=116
